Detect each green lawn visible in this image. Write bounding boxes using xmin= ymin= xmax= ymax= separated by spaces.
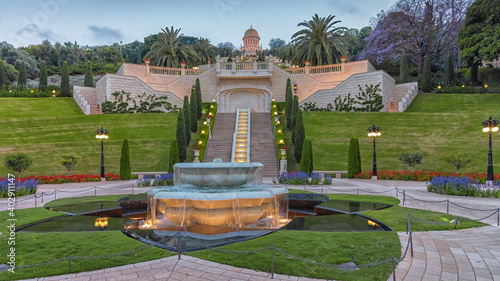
xmin=304 ymin=93 xmax=500 ymax=172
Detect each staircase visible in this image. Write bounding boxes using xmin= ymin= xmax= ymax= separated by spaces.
xmin=250 ymin=113 xmax=278 ymax=177
xmin=204 ymin=113 xmax=236 ymax=162
xmin=231 ymin=109 xmax=251 ymax=163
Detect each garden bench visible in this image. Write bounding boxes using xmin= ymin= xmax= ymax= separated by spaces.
xmin=131 ymin=172 xmax=169 ymax=180
xmin=314 ymin=171 xmax=348 ymax=179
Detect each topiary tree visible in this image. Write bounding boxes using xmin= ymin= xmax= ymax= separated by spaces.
xmin=61 ymin=61 xmax=70 ymax=97
xmin=4 ymin=153 xmax=33 ymax=178
xmin=168 ymin=139 xmax=179 ymax=172
xmin=299 ymin=139 xmax=314 ymax=174
xmin=190 ymin=88 xmax=197 ymax=133
xmin=398 ymin=152 xmax=423 ymax=171
xmin=195 ymin=78 xmax=202 ymax=120
xmin=18 ymin=61 xmax=27 ymax=90
xmin=0 ymin=59 xmax=5 ymax=89
xmin=444 ymin=152 xmax=472 ymax=173
xmin=39 ymin=60 xmax=48 ymax=92
xmin=399 ymin=53 xmax=409 ymax=83
xmin=347 ymin=138 xmax=361 ymax=178
xmin=293 ymin=108 xmax=305 ymax=163
xmin=421 ymin=55 xmax=432 ymax=92
xmin=84 ymin=61 xmax=94 ymax=87
xmin=60 ymin=153 xmax=79 ymax=176
xmin=285 ymin=78 xmax=293 ymax=129
xmin=470 ymin=62 xmax=479 ymax=85
xmin=183 ymin=95 xmax=191 ymax=145
xmin=137 ymin=53 xmax=142 ymax=64
xmin=120 ymin=139 xmax=131 ymax=180
xmin=291 ymin=95 xmax=299 ymax=135
xmin=176 ymin=109 xmax=187 ymax=162
xmin=446 ymin=54 xmax=455 ymax=86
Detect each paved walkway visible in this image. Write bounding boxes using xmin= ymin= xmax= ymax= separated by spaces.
xmin=1 ymin=178 xmax=499 ymax=281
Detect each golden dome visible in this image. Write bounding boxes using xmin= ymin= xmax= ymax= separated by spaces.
xmin=243 ymin=26 xmax=260 ymax=39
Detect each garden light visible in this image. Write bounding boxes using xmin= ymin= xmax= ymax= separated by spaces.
xmin=273 ymin=104 xmax=277 ymax=108
xmin=201 ymin=130 xmax=205 ymax=135
xmin=482 ymin=116 xmax=499 ymax=183
xmin=95 ymin=127 xmax=109 ymax=179
xmin=272 ymin=98 xmax=275 ymax=102
xmin=274 ymin=111 xmax=278 ymax=115
xmin=210 ymin=105 xmax=214 ymax=108
xmin=276 ymin=120 xmax=280 ymax=125
xmin=212 ymin=99 xmax=216 ymax=102
xmin=367 ymin=124 xmax=381 ymax=180
xmin=485 ymin=84 xmax=488 ymax=88
xmin=278 ymin=129 xmax=282 ymax=134
xmin=203 ymin=121 xmax=208 ymax=125
xmin=198 ymin=140 xmax=203 ymax=145
xmin=279 ymin=139 xmax=284 ymax=144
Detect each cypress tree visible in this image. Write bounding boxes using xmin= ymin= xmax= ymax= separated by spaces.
xmin=137 ymin=53 xmax=142 ymax=64
xmin=347 ymin=138 xmax=361 ymax=178
xmin=61 ymin=61 xmax=70 ymax=97
xmin=84 ymin=61 xmax=94 ymax=87
xmin=176 ymin=109 xmax=187 ymax=162
xmin=125 ymin=53 xmax=130 ymax=63
xmin=470 ymin=62 xmax=479 ymax=85
xmin=421 ymin=55 xmax=432 ymax=92
xmin=291 ymin=95 xmax=299 ymax=143
xmin=18 ymin=61 xmax=27 ymax=90
xmin=399 ymin=53 xmax=409 ymax=83
xmin=168 ymin=139 xmax=179 ymax=172
xmin=183 ymin=95 xmax=191 ymax=145
xmin=285 ymin=78 xmax=292 ymax=129
xmin=39 ymin=60 xmax=48 ymax=92
xmin=0 ymin=60 xmax=5 ymax=89
xmin=119 ymin=139 xmax=131 ymax=180
xmin=446 ymin=54 xmax=454 ymax=86
xmin=293 ymin=108 xmax=305 ymax=163
xmin=299 ymin=139 xmax=313 ymax=173
xmin=190 ymin=88 xmax=197 ymax=133
xmin=195 ymin=78 xmax=202 ymax=120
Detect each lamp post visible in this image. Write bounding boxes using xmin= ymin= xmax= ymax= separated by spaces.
xmin=367 ymin=124 xmax=381 ymax=180
xmin=482 ymin=116 xmax=499 ymax=184
xmin=293 ymin=84 xmax=297 ymax=94
xmin=95 ymin=127 xmax=109 ymax=179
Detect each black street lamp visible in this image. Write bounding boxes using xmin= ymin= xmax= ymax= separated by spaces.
xmin=482 ymin=116 xmax=499 ymax=183
xmin=367 ymin=124 xmax=381 ymax=179
xmin=293 ymin=84 xmax=297 ymax=94
xmin=95 ymin=127 xmax=109 ymax=179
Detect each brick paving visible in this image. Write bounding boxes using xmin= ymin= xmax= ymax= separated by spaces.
xmin=1 ymin=178 xmax=498 ymax=281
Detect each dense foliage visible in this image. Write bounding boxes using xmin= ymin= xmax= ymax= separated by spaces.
xmin=120 ymin=140 xmax=131 ymax=180
xmin=347 ymin=138 xmax=361 ymax=178
xmin=176 ymin=109 xmax=187 ymax=162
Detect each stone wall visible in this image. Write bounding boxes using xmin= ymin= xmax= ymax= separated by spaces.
xmin=73 ymin=86 xmax=97 ymax=115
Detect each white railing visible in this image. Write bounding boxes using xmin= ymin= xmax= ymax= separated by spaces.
xmin=283 ymin=63 xmax=342 ymax=75
xmin=217 ymin=61 xmax=272 ymax=76
xmin=148 ymin=66 xmax=206 ymax=76
xmin=398 ymin=83 xmax=419 ymax=112
xmin=231 ymin=108 xmax=251 ymax=163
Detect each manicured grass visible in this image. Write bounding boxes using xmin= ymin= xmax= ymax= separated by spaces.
xmin=0 ymin=207 xmax=64 ymax=227
xmin=0 ymin=98 xmax=82 ymax=119
xmin=406 ymin=93 xmax=500 ymax=113
xmin=0 ymin=231 xmax=172 ymax=280
xmin=44 ymin=194 xmax=133 ymax=207
xmin=304 ymin=108 xmax=498 ymax=173
xmin=189 ymin=231 xmax=400 ymax=281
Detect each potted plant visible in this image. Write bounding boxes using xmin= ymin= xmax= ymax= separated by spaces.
xmin=280 ymin=145 xmax=289 ymax=158
xmin=193 ymin=145 xmax=201 ymax=162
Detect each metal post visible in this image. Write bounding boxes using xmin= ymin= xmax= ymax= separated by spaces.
xmin=396 ymin=187 xmax=398 ymax=198
xmin=372 ymin=137 xmax=377 ymax=178
xmin=410 ymin=234 xmax=414 ymax=257
xmin=392 ymin=256 xmax=397 ymax=281
xmin=94 ymin=186 xmax=97 ymax=196
xmin=132 ymin=185 xmax=134 ymax=195
xmin=270 ymin=246 xmax=275 ymax=279
xmin=454 ymin=218 xmax=459 ymax=229
xmin=487 ymin=132 xmax=494 ymax=182
xmin=497 ymin=208 xmax=499 ymax=226
xmin=357 ymin=189 xmax=359 ymax=196
xmin=68 ymin=256 xmax=72 ymax=273
xmin=177 ymin=233 xmax=182 ymax=260
xmin=100 ymin=140 xmax=105 ymax=178
xmin=403 ymin=191 xmax=406 ymax=206
xmin=41 ymin=192 xmax=44 ymax=204
xmin=446 ymin=199 xmax=449 ymax=214
xmin=321 ymin=185 xmax=323 ymax=194
xmin=34 ymin=195 xmax=37 ymax=207
xmin=54 ymin=189 xmax=57 ymax=200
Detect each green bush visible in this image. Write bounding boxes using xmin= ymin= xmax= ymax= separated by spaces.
xmin=398 ymin=152 xmax=423 ymax=170
xmin=84 ymin=61 xmax=93 ymax=87
xmin=285 ymin=78 xmax=292 ymax=129
xmin=4 ymin=153 xmax=33 ymax=177
xmin=60 ymin=153 xmax=79 ymax=176
xmin=176 ymin=109 xmax=187 ymax=162
xmin=183 ymin=96 xmax=191 ymax=145
xmin=60 ymin=61 xmax=70 ymax=97
xmin=421 ymin=55 xmax=432 ymax=92
xmin=195 ymin=78 xmax=202 ymax=119
xmin=299 ymin=139 xmax=313 ymax=173
xmin=190 ymin=88 xmax=197 ymax=132
xmin=446 ymin=55 xmax=455 ymax=86
xmin=120 ymin=139 xmax=131 ymax=180
xmin=293 ymin=108 xmax=305 ymax=163
xmin=399 ymin=53 xmax=409 ymax=83
xmin=479 ymin=67 xmax=500 ymax=87
xmin=435 ymin=86 xmax=500 ymax=94
xmin=347 ymin=138 xmax=361 ymax=178
xmin=39 ymin=60 xmax=48 ymax=92
xmin=168 ymin=139 xmax=179 ymax=172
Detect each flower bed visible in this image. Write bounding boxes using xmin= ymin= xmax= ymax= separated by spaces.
xmin=0 ymin=178 xmax=39 ymax=197
xmin=354 ymin=170 xmax=500 ymax=183
xmin=274 ymin=171 xmax=331 ymax=185
xmin=137 ymin=173 xmax=174 ymax=187
xmin=427 ymin=176 xmax=500 ymax=198
xmin=0 ymin=174 xmax=121 ymax=185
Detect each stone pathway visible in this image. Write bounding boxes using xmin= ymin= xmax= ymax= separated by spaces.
xmin=1 ymin=178 xmax=499 ymax=281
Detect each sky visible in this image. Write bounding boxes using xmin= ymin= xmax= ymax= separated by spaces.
xmin=0 ymin=0 xmax=398 ymax=48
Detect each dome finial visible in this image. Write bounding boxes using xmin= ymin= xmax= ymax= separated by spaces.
xmin=250 ymin=25 xmax=252 ymax=29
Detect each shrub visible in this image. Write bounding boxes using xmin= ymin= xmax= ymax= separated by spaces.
xmin=470 ymin=63 xmax=479 ymax=85
xmin=18 ymin=61 xmax=27 ymax=90
xmin=285 ymin=78 xmax=292 ymax=129
xmin=5 ymin=153 xmax=33 ymax=178
xmin=446 ymin=54 xmax=455 ymax=86
xmin=0 ymin=59 xmax=5 ymax=89
xmin=195 ymin=78 xmax=202 ymax=119
xmin=347 ymin=138 xmax=361 ymax=178
xmin=293 ymin=108 xmax=305 ymax=163
xmin=299 ymin=139 xmax=313 ymax=174
xmin=398 ymin=152 xmax=423 ymax=171
xmin=120 ymin=140 xmax=131 ymax=180
xmin=154 ymin=173 xmax=174 ymax=186
xmin=323 ymin=175 xmax=333 ymax=185
xmin=176 ymin=109 xmax=187 ymax=162
xmin=399 ymin=53 xmax=409 ymax=83
xmin=60 ymin=61 xmax=70 ymax=97
xmin=169 ymin=139 xmax=179 ymax=172
xmin=354 ymin=83 xmax=383 ymax=112
xmin=60 ymin=153 xmax=79 ymax=176
xmin=84 ymin=61 xmax=93 ymax=87
xmin=444 ymin=152 xmax=472 ymax=173
xmin=421 ymin=55 xmax=432 ymax=92
xmin=0 ymin=178 xmax=38 ymax=198
xmin=183 ymin=95 xmax=191 ymax=145
xmin=39 ymin=60 xmax=48 ymax=92
xmin=290 ymin=95 xmax=299 ymax=132
xmin=190 ymin=88 xmax=197 ymax=132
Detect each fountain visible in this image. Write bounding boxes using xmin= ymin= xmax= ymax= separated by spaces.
xmin=144 ymin=159 xmax=289 ymax=234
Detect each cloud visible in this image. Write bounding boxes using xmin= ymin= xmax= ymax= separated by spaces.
xmin=88 ymin=25 xmax=123 ymax=43
xmin=16 ymin=23 xmax=57 ymax=40
xmin=328 ymin=1 xmax=370 ymax=16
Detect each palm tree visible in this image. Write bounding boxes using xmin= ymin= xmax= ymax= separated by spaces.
xmin=276 ymin=43 xmax=297 ymax=64
xmin=145 ymin=26 xmax=199 ymax=67
xmin=193 ymin=38 xmax=218 ymax=65
xmin=291 ymin=14 xmax=348 ymax=66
